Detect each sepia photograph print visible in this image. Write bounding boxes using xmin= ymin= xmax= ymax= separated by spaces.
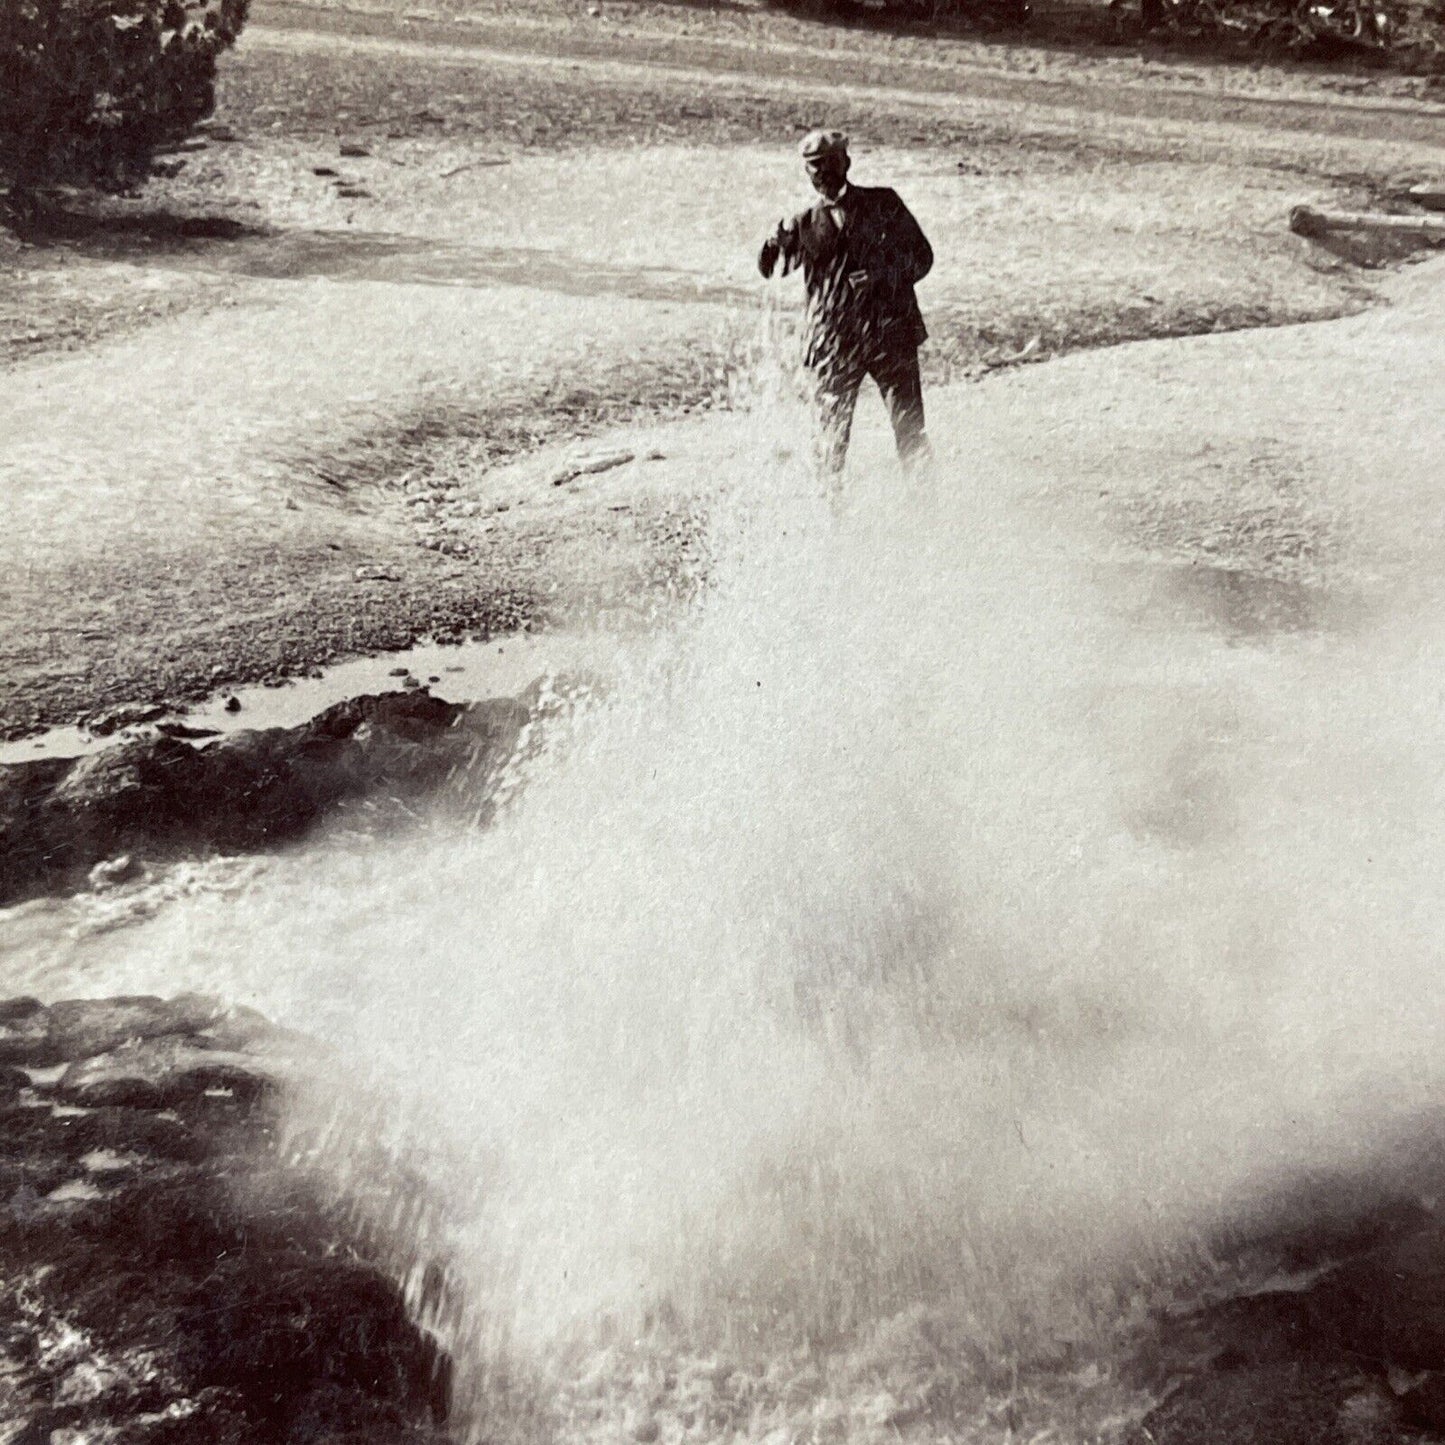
xmin=3 ymin=0 xmax=1445 ymax=1439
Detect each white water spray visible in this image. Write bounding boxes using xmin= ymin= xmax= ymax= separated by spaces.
xmin=11 ymin=362 xmax=1445 ymax=1438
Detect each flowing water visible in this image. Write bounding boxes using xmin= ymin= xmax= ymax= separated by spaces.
xmin=6 ymin=373 xmax=1445 ymax=1439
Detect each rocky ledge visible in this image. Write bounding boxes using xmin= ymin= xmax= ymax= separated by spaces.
xmin=0 ymin=993 xmax=452 ymax=1445
xmin=0 ymin=690 xmax=529 ymax=908
xmin=1132 ymin=1197 xmax=1445 ymax=1444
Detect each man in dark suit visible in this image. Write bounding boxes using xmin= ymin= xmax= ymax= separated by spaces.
xmin=758 ymin=129 xmax=934 ymax=480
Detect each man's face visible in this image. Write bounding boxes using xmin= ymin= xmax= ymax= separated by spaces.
xmin=805 ymin=152 xmax=849 ymax=200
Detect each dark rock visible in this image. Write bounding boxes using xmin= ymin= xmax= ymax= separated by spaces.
xmin=286 ymin=1383 xmax=454 ymax=1443
xmin=1309 ymin=1226 xmax=1445 ymax=1370
xmin=57 ymin=1037 xmax=294 ymax=1110
xmin=175 ymin=217 xmax=249 ymax=240
xmin=178 ymin=1253 xmax=448 ymax=1422
xmin=47 ymin=994 xmax=226 ymax=1063
xmin=1177 ymin=1286 xmax=1328 ymax=1375
xmin=112 ymin=1390 xmax=251 ymax=1444
xmin=1400 ymin=1371 xmax=1445 ymax=1433
xmin=51 ymin=733 xmax=211 ymax=831
xmin=0 ymin=997 xmax=50 ymax=1064
xmin=1219 ymin=1186 xmax=1439 ymax=1275
xmin=1135 ymin=1360 xmax=1388 ymax=1445
xmin=2 ymin=993 xmax=239 ymax=1066
xmin=0 ymin=996 xmax=45 ymax=1024
xmin=339 ymin=142 xmax=372 ymax=158
xmin=0 ymin=995 xmax=454 ymax=1443
xmin=156 ymin=722 xmax=222 ymax=740
xmin=0 ymin=1102 xmax=203 ymax=1165
xmin=0 ymin=690 xmax=529 ymax=906
xmin=88 ymin=703 xmax=169 ymax=737
xmin=224 ymin=695 xmax=242 ymax=712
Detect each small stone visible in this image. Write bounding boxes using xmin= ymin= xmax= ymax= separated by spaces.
xmin=1407 ymin=183 xmax=1445 ymax=213
xmin=355 ymin=564 xmax=401 ymax=582
xmin=388 ymin=667 xmax=411 ymax=677
xmin=87 ymin=854 xmax=143 ymax=890
xmin=80 ymin=1148 xmax=141 ymax=1174
xmin=88 ymin=702 xmax=167 ymax=737
xmin=156 ymin=721 xmax=221 ymax=740
xmin=46 ymin=1179 xmax=105 ymax=1204
xmin=339 ymin=142 xmax=371 ymax=158
xmin=224 ymin=695 xmax=242 ymax=713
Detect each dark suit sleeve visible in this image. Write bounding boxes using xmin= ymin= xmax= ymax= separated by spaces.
xmin=759 ymin=211 xmax=808 ymax=278
xmin=885 ymin=190 xmax=932 ymax=285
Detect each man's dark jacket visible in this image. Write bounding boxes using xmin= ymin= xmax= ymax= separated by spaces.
xmin=764 ymin=184 xmax=933 ymax=373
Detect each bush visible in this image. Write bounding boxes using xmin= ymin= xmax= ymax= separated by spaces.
xmin=0 ymin=0 xmax=250 ymax=205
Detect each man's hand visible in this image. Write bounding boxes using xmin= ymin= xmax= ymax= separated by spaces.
xmin=758 ymin=235 xmax=782 ymax=279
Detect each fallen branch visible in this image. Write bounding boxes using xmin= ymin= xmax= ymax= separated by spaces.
xmin=1407 ymin=183 xmax=1445 ymax=213
xmin=549 ymin=449 xmax=635 ymax=486
xmin=440 ymin=159 xmax=511 ymax=179
xmin=1290 ymin=204 xmax=1445 ymax=239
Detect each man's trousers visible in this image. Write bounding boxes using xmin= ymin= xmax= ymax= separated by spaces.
xmin=813 ymin=346 xmax=930 ymax=477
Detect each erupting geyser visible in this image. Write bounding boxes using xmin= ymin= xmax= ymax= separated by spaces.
xmin=11 ymin=381 xmax=1445 ymax=1440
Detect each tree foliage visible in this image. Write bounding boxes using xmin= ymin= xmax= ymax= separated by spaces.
xmin=0 ymin=0 xmax=250 ymax=198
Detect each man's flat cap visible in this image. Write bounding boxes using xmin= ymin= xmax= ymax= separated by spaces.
xmin=799 ymin=129 xmax=849 ymax=160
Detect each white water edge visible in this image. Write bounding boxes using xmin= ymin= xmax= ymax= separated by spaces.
xmin=0 ymin=627 xmax=609 ymax=766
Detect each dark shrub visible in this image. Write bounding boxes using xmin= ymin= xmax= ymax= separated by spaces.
xmin=0 ymin=0 xmax=249 ymax=206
